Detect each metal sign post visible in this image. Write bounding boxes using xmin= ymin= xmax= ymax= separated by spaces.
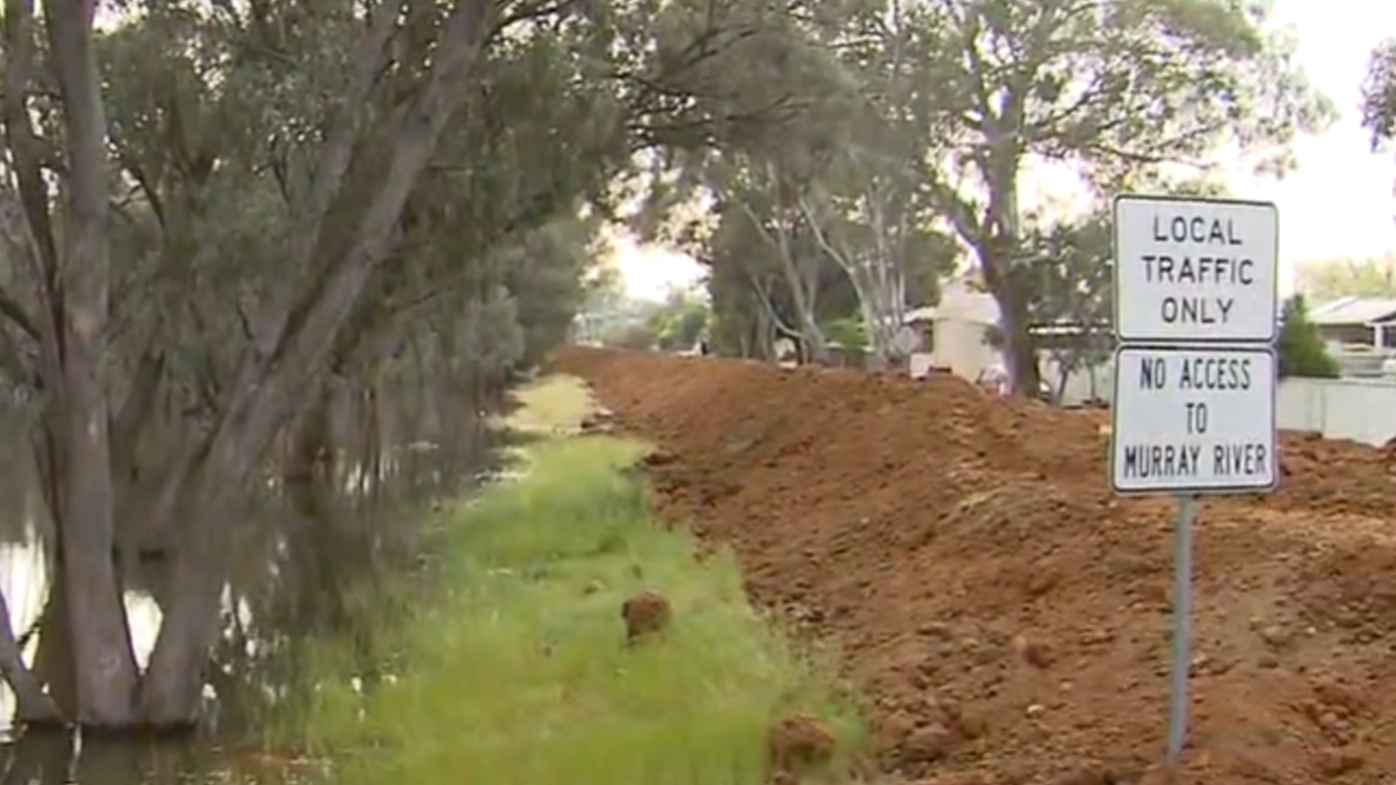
xmin=1167 ymin=494 xmax=1196 ymax=766
xmin=1108 ymin=194 xmax=1280 ymax=769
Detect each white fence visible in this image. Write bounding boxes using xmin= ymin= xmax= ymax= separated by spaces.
xmin=1072 ymin=367 xmax=1396 ymax=448
xmin=1276 ymin=377 xmax=1396 ymax=447
xmin=915 ymin=348 xmax=1396 ymax=448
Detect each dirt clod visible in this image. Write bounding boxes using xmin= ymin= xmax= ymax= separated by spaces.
xmin=619 ymin=590 xmax=671 ymax=644
xmin=559 ymin=348 xmax=1396 ymax=784
xmin=768 ymin=715 xmax=837 ymax=774
xmin=900 ymin=722 xmax=958 ymax=763
xmin=1011 ymin=634 xmax=1055 ymax=669
xmin=1313 ymin=746 xmax=1364 ymax=776
xmin=641 ymin=448 xmax=677 ymax=467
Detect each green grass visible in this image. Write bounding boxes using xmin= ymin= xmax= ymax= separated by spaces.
xmin=287 ymin=376 xmax=866 ymax=785
xmin=500 ymin=374 xmax=598 ymax=435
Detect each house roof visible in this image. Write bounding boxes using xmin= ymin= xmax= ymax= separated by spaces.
xmin=1307 ymin=296 xmax=1396 ymax=326
xmin=903 ymin=306 xmax=937 ymax=324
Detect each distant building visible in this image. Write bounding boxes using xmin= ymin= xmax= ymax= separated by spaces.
xmin=1307 ymin=296 xmax=1396 ymax=349
xmin=1304 ymin=296 xmax=1396 ymax=378
xmin=902 ymin=279 xmax=1001 ymax=382
xmin=903 ymin=279 xmax=1111 ymax=402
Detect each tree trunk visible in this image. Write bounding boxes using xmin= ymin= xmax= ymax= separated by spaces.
xmin=47 ymin=0 xmax=143 ymax=727
xmin=972 ymin=141 xmax=1037 ymax=398
xmin=800 ymin=197 xmax=906 ymax=368
xmin=1052 ymin=356 xmax=1071 ymax=405
xmin=32 ymin=578 xmax=78 ymax=719
xmin=747 ymin=279 xmax=786 ymax=362
xmin=51 ymin=420 xmax=143 ymax=728
xmin=779 ymin=263 xmax=828 ymax=365
xmin=136 ymin=527 xmax=228 ymax=728
xmin=986 ymin=279 xmax=1041 ymax=397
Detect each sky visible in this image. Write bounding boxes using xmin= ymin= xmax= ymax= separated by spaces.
xmin=611 ymin=0 xmax=1396 ymax=300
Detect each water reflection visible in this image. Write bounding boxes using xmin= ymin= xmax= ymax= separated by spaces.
xmin=0 ymin=384 xmax=505 ymax=784
xmin=0 ymin=536 xmax=49 ymax=735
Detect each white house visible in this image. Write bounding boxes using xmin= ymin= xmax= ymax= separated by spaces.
xmin=903 ymin=279 xmax=1003 ymax=383
xmin=1305 ymin=296 xmax=1396 ymax=379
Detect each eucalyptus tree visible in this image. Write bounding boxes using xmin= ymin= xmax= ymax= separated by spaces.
xmin=633 ymin=3 xmax=908 ymax=364
xmin=783 ymin=0 xmax=961 ymax=364
xmin=912 ymin=0 xmax=1331 ymax=395
xmin=701 ymin=186 xmax=857 ymax=359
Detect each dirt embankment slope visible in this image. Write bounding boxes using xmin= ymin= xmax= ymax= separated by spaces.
xmin=553 ymin=348 xmax=1396 ymax=785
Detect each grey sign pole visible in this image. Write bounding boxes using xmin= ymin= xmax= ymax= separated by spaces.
xmin=1166 ymin=494 xmax=1197 ymax=766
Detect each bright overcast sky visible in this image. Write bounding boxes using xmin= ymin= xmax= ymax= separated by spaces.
xmin=614 ymin=0 xmax=1396 ymax=299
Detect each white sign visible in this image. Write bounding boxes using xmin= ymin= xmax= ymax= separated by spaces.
xmin=1113 ymin=196 xmax=1278 ymax=344
xmin=1109 ymin=345 xmax=1276 ymax=494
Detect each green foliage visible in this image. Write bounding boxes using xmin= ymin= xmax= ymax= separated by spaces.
xmin=584 ymin=263 xmax=629 ymax=314
xmin=503 ymin=217 xmax=611 ymax=366
xmin=587 ymin=289 xmax=711 ymax=351
xmin=913 ymin=0 xmax=1333 ymax=186
xmin=1018 ymin=212 xmax=1114 ymax=384
xmin=1020 ymin=213 xmax=1113 ymax=329
xmin=822 ymin=317 xmax=867 ymax=350
xmin=64 ymin=0 xmax=835 ymax=411
xmin=75 ymin=2 xmax=638 ymax=410
xmin=648 ymin=290 xmax=712 ymax=350
xmin=1278 ymin=295 xmax=1341 ymax=379
xmin=600 ymin=321 xmax=660 ymax=350
xmin=286 ymin=378 xmax=865 ymax=785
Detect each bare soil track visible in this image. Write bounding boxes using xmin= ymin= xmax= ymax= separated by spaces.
xmin=553 ymin=348 xmax=1396 ymax=785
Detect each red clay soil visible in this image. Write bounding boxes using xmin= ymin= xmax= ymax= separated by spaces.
xmin=553 ymin=348 xmax=1396 ymax=785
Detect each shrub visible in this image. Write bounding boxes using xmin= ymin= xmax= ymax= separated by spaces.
xmin=1278 ymin=294 xmax=1340 ymax=379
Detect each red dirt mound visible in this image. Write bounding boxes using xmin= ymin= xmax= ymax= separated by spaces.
xmin=553 ymin=348 xmax=1396 ymax=785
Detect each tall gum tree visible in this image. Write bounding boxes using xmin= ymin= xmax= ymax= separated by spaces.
xmin=791 ymin=0 xmax=958 ymax=365
xmin=634 ymin=2 xmax=946 ymax=365
xmin=624 ymin=6 xmax=864 ymax=362
xmin=915 ymin=0 xmax=1332 ymax=395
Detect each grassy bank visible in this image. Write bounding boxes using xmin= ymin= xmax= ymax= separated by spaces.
xmin=290 ymin=376 xmax=864 ymax=785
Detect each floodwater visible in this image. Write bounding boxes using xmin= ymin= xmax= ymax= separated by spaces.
xmin=0 ymin=395 xmax=504 ymax=784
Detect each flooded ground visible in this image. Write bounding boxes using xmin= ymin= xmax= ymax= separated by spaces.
xmin=0 ymin=395 xmax=508 ymax=784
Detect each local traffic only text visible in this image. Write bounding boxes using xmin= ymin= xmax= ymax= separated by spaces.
xmin=1140 ymin=215 xmax=1255 ymax=328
